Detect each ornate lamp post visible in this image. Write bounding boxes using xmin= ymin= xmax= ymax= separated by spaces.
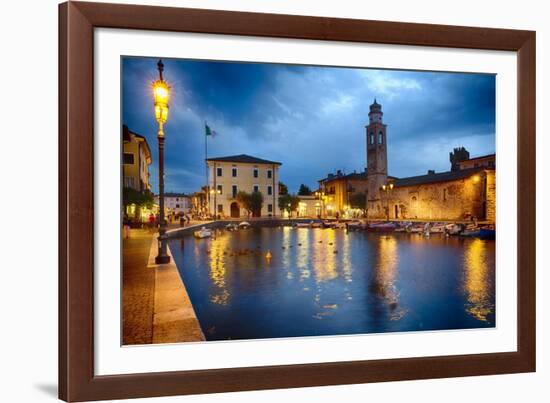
xmin=153 ymin=60 xmax=171 ymax=264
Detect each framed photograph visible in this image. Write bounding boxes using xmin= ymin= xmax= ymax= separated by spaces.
xmin=59 ymin=1 xmax=536 ymax=401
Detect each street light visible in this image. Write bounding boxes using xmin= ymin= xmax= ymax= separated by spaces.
xmin=153 ymin=59 xmax=171 ymax=264
xmin=209 ymin=188 xmax=221 ymax=220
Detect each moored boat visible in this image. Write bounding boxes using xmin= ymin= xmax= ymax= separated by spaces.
xmin=238 ymin=221 xmax=251 ymax=229
xmin=478 ymin=226 xmax=496 ymax=240
xmin=225 ymin=223 xmax=239 ymax=231
xmin=368 ymin=222 xmax=397 ymax=232
xmin=194 ymin=227 xmax=213 ymax=239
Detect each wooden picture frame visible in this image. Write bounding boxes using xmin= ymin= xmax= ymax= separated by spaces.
xmin=59 ymin=1 xmax=536 ymax=401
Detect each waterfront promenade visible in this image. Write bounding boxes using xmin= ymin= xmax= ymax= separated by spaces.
xmin=123 ymin=224 xmax=206 ymax=345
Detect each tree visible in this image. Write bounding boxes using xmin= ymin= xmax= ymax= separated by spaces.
xmin=298 ymin=184 xmax=312 ymax=196
xmin=278 ymin=181 xmax=288 ymax=195
xmin=123 ymin=187 xmax=154 ymax=209
xmin=249 ymin=191 xmax=264 ymax=217
xmin=236 ymin=191 xmax=252 ymax=218
xmin=278 ymin=194 xmax=300 ymax=217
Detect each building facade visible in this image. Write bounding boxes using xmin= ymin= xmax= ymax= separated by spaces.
xmin=363 ymin=100 xmax=496 ymax=222
xmin=318 ymin=170 xmax=370 ymax=217
xmin=123 ymin=125 xmax=152 ymax=192
xmin=154 ymin=193 xmax=191 ymax=216
xmin=206 ymin=154 xmax=281 ymax=218
xmin=297 ymin=195 xmax=322 ymax=218
xmin=122 ymin=125 xmax=155 ymax=223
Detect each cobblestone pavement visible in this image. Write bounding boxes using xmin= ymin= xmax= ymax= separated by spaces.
xmin=122 ymin=229 xmax=155 ymax=345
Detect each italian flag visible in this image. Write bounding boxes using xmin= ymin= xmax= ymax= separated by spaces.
xmin=205 ymin=123 xmax=218 ymax=137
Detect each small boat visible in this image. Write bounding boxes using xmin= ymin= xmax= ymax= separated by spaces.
xmin=408 ymin=223 xmax=424 ymax=233
xmin=346 ymin=221 xmax=365 ymax=231
xmin=460 ymin=224 xmax=480 ymax=237
xmin=238 ymin=221 xmax=251 ymax=229
xmin=295 ymin=221 xmax=312 ymax=228
xmin=395 ymin=222 xmax=412 ymax=232
xmin=311 ymin=221 xmax=323 ymax=228
xmin=194 ymin=227 xmax=213 ymax=239
xmin=478 ymin=226 xmax=496 ymax=240
xmin=445 ymin=223 xmax=463 ymax=235
xmin=429 ymin=223 xmax=446 ymax=233
xmin=368 ymin=222 xmax=397 ymax=232
xmin=225 ymin=223 xmax=239 ymax=231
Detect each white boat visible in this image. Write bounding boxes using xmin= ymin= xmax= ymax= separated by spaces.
xmin=430 ymin=223 xmax=446 ymax=233
xmin=238 ymin=221 xmax=251 ymax=229
xmin=193 ymin=227 xmax=213 ymax=239
xmin=295 ymin=221 xmax=312 ymax=228
xmin=445 ymin=223 xmax=463 ymax=235
xmin=225 ymin=223 xmax=239 ymax=231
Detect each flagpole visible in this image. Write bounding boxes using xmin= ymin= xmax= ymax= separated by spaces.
xmin=205 ymin=121 xmax=209 ymax=218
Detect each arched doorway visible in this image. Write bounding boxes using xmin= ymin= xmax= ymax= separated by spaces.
xmin=230 ymin=202 xmax=240 ymax=218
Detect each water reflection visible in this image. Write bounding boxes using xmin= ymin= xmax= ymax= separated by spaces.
xmin=371 ymin=236 xmax=407 ymax=321
xmin=208 ymin=232 xmax=230 ymax=306
xmin=464 ymin=238 xmax=494 ymax=322
xmin=170 ymin=228 xmax=496 ymax=341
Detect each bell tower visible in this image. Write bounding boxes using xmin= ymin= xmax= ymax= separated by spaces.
xmin=366 ymin=99 xmax=388 ymax=218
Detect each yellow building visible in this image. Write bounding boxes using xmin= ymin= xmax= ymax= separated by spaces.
xmin=123 ymin=125 xmax=152 ymax=192
xmin=122 ymin=125 xmax=154 ymax=223
xmin=297 ymin=195 xmax=322 ymax=218
xmin=318 ymin=170 xmax=371 ymax=217
xmin=206 ymin=154 xmax=281 ymax=218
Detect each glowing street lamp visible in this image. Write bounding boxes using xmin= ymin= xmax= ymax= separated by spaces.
xmin=153 ymin=59 xmax=171 ymax=264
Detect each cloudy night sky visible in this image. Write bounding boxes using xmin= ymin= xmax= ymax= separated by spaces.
xmin=122 ymin=57 xmax=495 ymax=195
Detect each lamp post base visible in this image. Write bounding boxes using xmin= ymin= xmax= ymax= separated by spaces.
xmin=155 ymin=254 xmax=171 ymax=264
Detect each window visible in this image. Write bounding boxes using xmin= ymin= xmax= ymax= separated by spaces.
xmin=232 ymin=167 xmax=237 ymax=177
xmin=268 ymin=204 xmax=273 ymax=213
xmin=123 ymin=153 xmax=134 ymax=164
xmin=217 ymin=167 xmax=222 ymax=177
xmin=175 ymin=204 xmax=180 ymax=208
xmin=378 ymin=132 xmax=383 ymax=144
xmin=267 ymin=185 xmax=272 ymax=196
xmin=253 ymin=168 xmax=258 ymax=178
xmin=267 ymin=169 xmax=272 ymax=179
xmin=443 ymin=189 xmax=447 ymax=202
xmin=369 ymin=133 xmax=374 ymax=145
xmin=217 ymin=185 xmax=223 ymax=194
xmin=217 ymin=204 xmax=223 ymax=213
xmin=253 ymin=185 xmax=259 ymax=193
xmin=232 ymin=185 xmax=238 ymax=198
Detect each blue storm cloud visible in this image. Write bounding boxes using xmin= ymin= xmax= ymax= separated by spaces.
xmin=122 ymin=57 xmax=495 ymax=195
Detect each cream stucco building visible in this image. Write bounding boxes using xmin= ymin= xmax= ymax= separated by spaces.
xmin=206 ymin=154 xmax=281 ymax=218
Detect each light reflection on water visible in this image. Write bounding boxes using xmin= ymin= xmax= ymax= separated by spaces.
xmin=170 ymin=227 xmax=495 ymax=341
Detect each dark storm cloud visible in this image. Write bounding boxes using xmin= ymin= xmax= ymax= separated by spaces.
xmin=122 ymin=57 xmax=495 ymax=194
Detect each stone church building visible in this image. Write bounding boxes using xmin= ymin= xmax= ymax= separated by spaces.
xmin=364 ymin=100 xmax=496 ymax=222
xmin=318 ymin=100 xmax=495 ymax=222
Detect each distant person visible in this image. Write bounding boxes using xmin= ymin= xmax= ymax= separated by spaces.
xmin=148 ymin=213 xmax=155 ymax=231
